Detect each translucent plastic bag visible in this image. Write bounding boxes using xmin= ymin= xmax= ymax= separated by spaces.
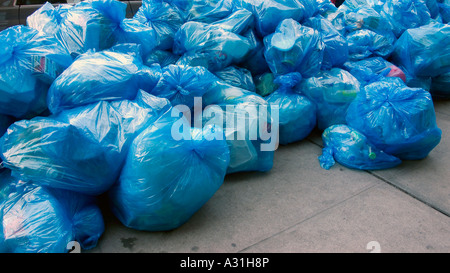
xmin=149 ymin=64 xmax=220 ymax=110
xmin=254 ymin=72 xmax=278 ymax=97
xmin=144 ymin=50 xmax=180 ymax=67
xmin=380 ymin=0 xmax=431 ymax=37
xmin=1 ymin=92 xmax=170 ymax=195
xmin=236 ymin=0 xmax=317 ymax=37
xmin=440 ymin=0 xmax=450 ymax=23
xmin=56 ymin=0 xmax=127 ymax=56
xmin=0 ymin=115 xmax=13 ymax=139
xmin=392 ymin=22 xmax=450 ymax=78
xmin=26 ymin=2 xmax=71 ymax=36
xmin=47 ymin=44 xmax=161 ymax=114
xmin=319 ymin=124 xmax=402 ymax=170
xmin=343 ymin=57 xmax=406 ymax=86
xmin=109 ymin=110 xmax=230 ymax=231
xmin=265 ymin=73 xmax=316 ymax=145
xmin=173 ymin=13 xmax=255 ymax=72
xmin=134 ymin=0 xmax=185 ymax=50
xmin=0 ymin=25 xmax=73 ymax=119
xmin=0 ymin=171 xmax=104 ymax=253
xmin=171 ymin=0 xmax=235 ymax=23
xmin=430 ymin=72 xmax=450 ymax=99
xmin=303 ymin=15 xmax=348 ymax=70
xmin=346 ymin=77 xmax=442 ymax=160
xmin=214 ymin=66 xmax=256 ymax=92
xmin=202 ymin=84 xmax=277 ymax=174
xmin=346 ymin=29 xmax=394 ymax=61
xmin=263 ymin=19 xmax=324 ymax=77
xmin=297 ymin=68 xmax=361 ymax=131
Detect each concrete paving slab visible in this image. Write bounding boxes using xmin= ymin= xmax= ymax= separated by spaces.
xmin=89 ymin=140 xmax=382 ymax=253
xmin=434 ymin=100 xmax=450 ymax=117
xmin=241 ymin=183 xmax=450 ymax=253
xmin=370 ymin=112 xmax=450 ymax=216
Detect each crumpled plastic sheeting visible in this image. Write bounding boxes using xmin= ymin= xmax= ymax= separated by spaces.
xmin=0 ymin=92 xmax=171 ymax=195
xmin=0 ymin=25 xmax=73 ymax=119
xmin=319 ymin=124 xmax=402 ymax=170
xmin=266 ymin=73 xmax=316 ymax=145
xmin=263 ymin=18 xmax=324 ymax=77
xmin=214 ymin=66 xmax=256 ymax=92
xmin=297 ymin=68 xmax=361 ymax=131
xmin=346 ymin=77 xmax=442 ymax=160
xmin=0 ymin=171 xmax=104 ymax=253
xmin=109 ymin=110 xmax=230 ymax=231
xmin=47 ymin=44 xmax=161 ymax=114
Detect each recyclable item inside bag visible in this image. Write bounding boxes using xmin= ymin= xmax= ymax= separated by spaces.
xmin=297 ymin=68 xmax=361 ymax=131
xmin=253 ymin=72 xmax=279 ymax=97
xmin=263 ymin=18 xmax=324 ymax=77
xmin=202 ymin=83 xmax=277 ymax=174
xmin=346 ymin=77 xmax=442 ymax=160
xmin=134 ymin=0 xmax=185 ymax=50
xmin=319 ymin=124 xmax=402 ymax=170
xmin=0 ymin=92 xmax=170 ymax=195
xmin=265 ymin=73 xmax=316 ymax=145
xmin=47 ymin=44 xmax=161 ymax=114
xmin=0 ymin=171 xmax=104 ymax=253
xmin=109 ymin=110 xmax=230 ymax=231
xmin=0 ymin=25 xmax=73 ymax=119
xmin=173 ymin=12 xmax=256 ymax=72
xmin=392 ymin=22 xmax=450 ymax=78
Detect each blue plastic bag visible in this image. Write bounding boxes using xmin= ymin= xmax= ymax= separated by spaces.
xmin=303 ymin=15 xmax=348 ymax=69
xmin=0 ymin=92 xmax=170 ymax=195
xmin=263 ymin=19 xmax=324 ymax=77
xmin=237 ymin=29 xmax=270 ymax=76
xmin=343 ymin=57 xmax=406 ymax=86
xmin=380 ymin=0 xmax=431 ymax=37
xmin=214 ymin=66 xmax=256 ymax=92
xmin=149 ymin=64 xmax=220 ymax=110
xmin=134 ymin=0 xmax=185 ymax=50
xmin=346 ymin=77 xmax=442 ymax=160
xmin=0 ymin=171 xmax=104 ymax=253
xmin=202 ymin=83 xmax=277 ymax=174
xmin=319 ymin=124 xmax=402 ymax=170
xmin=114 ymin=18 xmax=159 ymax=57
xmin=109 ymin=110 xmax=230 ymax=231
xmin=265 ymin=73 xmax=316 ymax=145
xmin=236 ymin=0 xmax=317 ymax=37
xmin=0 ymin=115 xmax=13 ymax=139
xmin=144 ymin=50 xmax=180 ymax=67
xmin=297 ymin=68 xmax=361 ymax=131
xmin=173 ymin=12 xmax=256 ymax=72
xmin=0 ymin=25 xmax=73 ymax=119
xmin=392 ymin=22 xmax=450 ymax=78
xmin=440 ymin=0 xmax=450 ymax=23
xmin=56 ymin=0 xmax=127 ymax=57
xmin=346 ymin=29 xmax=394 ymax=61
xmin=26 ymin=2 xmax=71 ymax=36
xmin=171 ymin=0 xmax=235 ymax=23
xmin=47 ymin=44 xmax=161 ymax=114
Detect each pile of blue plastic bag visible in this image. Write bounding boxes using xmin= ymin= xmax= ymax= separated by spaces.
xmin=0 ymin=0 xmax=448 ymax=252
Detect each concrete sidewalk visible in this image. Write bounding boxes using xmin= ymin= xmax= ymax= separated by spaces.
xmin=89 ymin=100 xmax=450 ymax=253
